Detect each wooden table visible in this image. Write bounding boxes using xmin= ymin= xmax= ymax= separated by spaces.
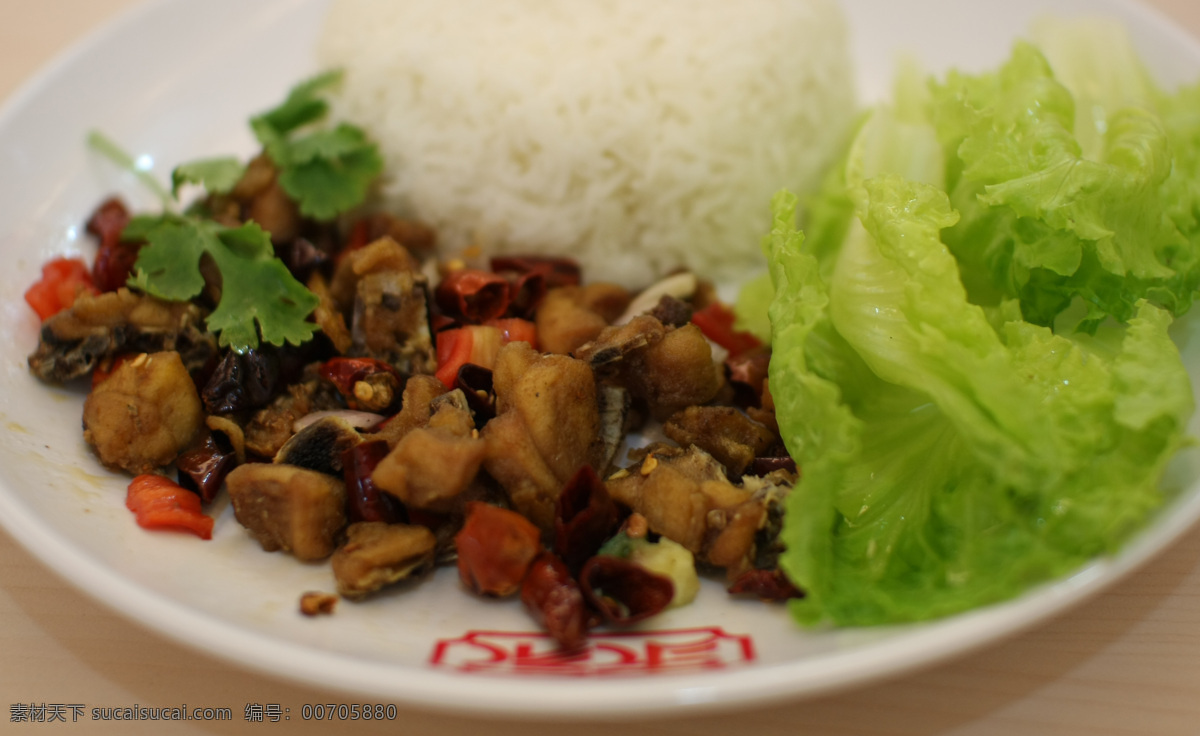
xmin=3 ymin=1 xmax=1200 ymax=733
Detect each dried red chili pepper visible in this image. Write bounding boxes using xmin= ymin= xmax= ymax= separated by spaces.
xmin=342 ymin=439 xmax=406 ymax=524
xmin=433 ymin=319 xmax=536 ymax=389
xmin=579 ymin=556 xmax=674 ymax=625
xmin=201 ymin=348 xmax=280 ymax=414
xmin=91 ymin=353 xmax=135 ymax=389
xmin=520 ymin=552 xmax=589 ymax=651
xmin=746 ymin=456 xmax=797 ymax=477
xmin=176 ymin=433 xmax=238 ymax=504
xmin=87 ymin=197 xmax=140 ymax=293
xmin=691 ymin=301 xmax=763 ymax=358
xmin=435 ymin=268 xmax=510 ymax=323
xmin=454 ymin=363 xmax=496 ymax=428
xmin=554 ymin=466 xmax=621 ymax=576
xmin=490 ymin=255 xmax=581 ymax=289
xmin=455 ymin=502 xmax=542 ymax=597
xmin=318 ymin=357 xmax=403 ymax=412
xmin=726 ymin=346 xmax=771 ymax=409
xmin=502 ymin=269 xmax=547 ymax=319
xmin=727 ymin=568 xmax=804 ymax=601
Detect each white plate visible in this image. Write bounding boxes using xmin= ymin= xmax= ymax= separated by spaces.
xmin=2 ymin=0 xmax=1200 ymax=720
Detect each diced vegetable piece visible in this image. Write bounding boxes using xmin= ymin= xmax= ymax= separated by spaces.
xmin=455 ymin=501 xmax=541 ymax=597
xmin=434 ymin=327 xmax=474 ymax=389
xmin=125 ymin=474 xmax=213 ymax=539
xmin=628 ymin=536 xmax=700 ymax=608
xmin=485 ymin=317 xmax=537 ymax=349
xmin=434 ymin=319 xmax=537 ymax=389
xmin=24 ymin=257 xmax=98 ymax=321
xmin=691 ymin=301 xmax=762 ymax=357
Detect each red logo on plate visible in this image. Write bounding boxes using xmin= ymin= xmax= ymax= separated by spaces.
xmin=429 ymin=627 xmax=755 ymax=676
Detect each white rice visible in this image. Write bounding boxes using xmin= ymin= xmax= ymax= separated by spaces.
xmin=318 ymin=0 xmax=856 ymax=287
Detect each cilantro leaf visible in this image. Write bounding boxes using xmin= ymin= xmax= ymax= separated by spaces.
xmin=277 ymin=128 xmax=383 ymax=220
xmin=171 ymin=157 xmax=246 ymax=197
xmin=124 ymin=214 xmax=319 ymax=352
xmin=249 ymin=70 xmax=382 ymax=222
xmin=252 ymin=69 xmax=342 ymax=138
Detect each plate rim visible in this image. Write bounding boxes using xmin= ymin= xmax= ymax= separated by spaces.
xmin=1 ymin=0 xmax=1200 ymax=719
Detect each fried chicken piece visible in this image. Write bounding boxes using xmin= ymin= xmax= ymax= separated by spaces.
xmin=663 ymin=406 xmax=777 ymax=477
xmin=331 ymin=522 xmax=437 ymax=598
xmin=225 ymin=462 xmax=347 ymax=561
xmin=372 ymin=393 xmax=486 ymax=512
xmin=82 ymin=351 xmax=205 ymax=474
xmin=482 ymin=342 xmax=601 ymax=532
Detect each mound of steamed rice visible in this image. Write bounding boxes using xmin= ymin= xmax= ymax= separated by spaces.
xmin=318 ymin=0 xmax=856 ymax=287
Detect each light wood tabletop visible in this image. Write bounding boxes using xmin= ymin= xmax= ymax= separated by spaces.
xmin=4 ymin=1 xmax=1200 ymax=734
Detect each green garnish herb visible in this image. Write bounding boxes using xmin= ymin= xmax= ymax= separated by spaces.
xmin=89 ymin=70 xmax=382 ymax=353
xmin=596 ymin=531 xmax=636 ymax=559
xmin=250 ymin=69 xmax=383 ymax=221
xmin=85 ymin=130 xmax=174 ymax=208
xmin=124 ymin=215 xmax=319 ymax=352
xmin=170 ymin=157 xmax=245 ymax=198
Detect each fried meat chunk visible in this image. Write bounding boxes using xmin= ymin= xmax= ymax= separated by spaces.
xmin=331 ymin=522 xmax=437 ymax=598
xmin=28 ymin=288 xmax=216 ymax=383
xmin=372 ymin=392 xmax=486 ymax=512
xmin=225 ymin=462 xmax=347 ymax=561
xmin=576 ymin=316 xmax=723 ymax=417
xmin=606 ymin=445 xmax=772 ymax=577
xmin=663 ymin=406 xmax=777 ymax=477
xmin=82 ymin=351 xmax=205 ymax=474
xmin=482 ymin=342 xmax=601 ymax=532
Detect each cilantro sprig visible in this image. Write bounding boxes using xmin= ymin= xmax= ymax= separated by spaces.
xmin=124 ymin=216 xmax=320 ymax=352
xmin=250 ymin=69 xmax=382 ymax=221
xmin=88 ymin=70 xmax=382 ymax=353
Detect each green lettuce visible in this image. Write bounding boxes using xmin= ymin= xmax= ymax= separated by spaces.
xmin=767 ymin=20 xmax=1196 ymax=626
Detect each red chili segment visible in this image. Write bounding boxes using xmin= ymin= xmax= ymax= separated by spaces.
xmin=342 ymin=439 xmax=406 ymax=524
xmin=691 ymin=301 xmax=763 ymax=358
xmin=434 ymin=319 xmax=537 ymax=388
xmin=434 ymin=327 xmax=475 ymax=388
xmin=489 ymin=256 xmax=582 ymax=289
xmin=553 ymin=465 xmax=621 ymax=575
xmin=579 ymin=556 xmax=674 ymax=625
xmin=520 ymin=552 xmax=589 ymax=651
xmin=435 ymin=268 xmax=510 ymax=323
xmin=175 ymin=434 xmax=238 ymax=503
xmin=125 ymin=474 xmax=214 ymax=540
xmin=318 ymin=357 xmax=403 ymax=410
xmin=24 ymin=257 xmax=99 ymax=321
xmin=727 ymin=568 xmax=805 ymax=601
xmin=87 ymin=197 xmax=139 ymax=293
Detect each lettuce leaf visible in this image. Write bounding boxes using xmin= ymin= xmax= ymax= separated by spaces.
xmin=769 ymin=22 xmax=1195 ymax=626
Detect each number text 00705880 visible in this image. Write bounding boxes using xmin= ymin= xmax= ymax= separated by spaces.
xmin=301 ymin=704 xmax=397 ymax=721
